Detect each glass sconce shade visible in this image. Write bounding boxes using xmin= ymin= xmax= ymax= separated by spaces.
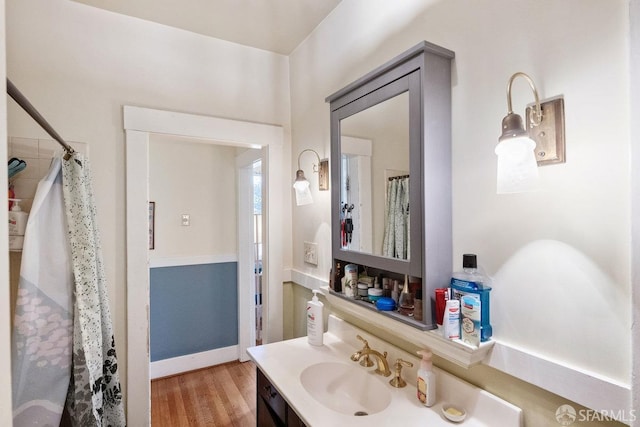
xmin=495 ymin=133 xmax=539 ymax=194
xmin=495 ymin=72 xmax=546 ymax=194
xmin=293 ymin=169 xmax=313 ymax=205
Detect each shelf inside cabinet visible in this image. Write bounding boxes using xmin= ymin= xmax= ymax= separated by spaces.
xmin=327 ymin=288 xmax=431 ymax=330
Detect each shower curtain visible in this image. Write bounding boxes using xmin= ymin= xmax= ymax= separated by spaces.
xmin=382 ymin=177 xmax=410 ymax=259
xmin=12 ymin=153 xmax=126 ymax=426
xmin=12 ymin=157 xmax=74 ymax=425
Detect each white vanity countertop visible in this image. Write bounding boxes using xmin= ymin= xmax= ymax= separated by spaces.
xmin=247 ymin=315 xmax=522 ymax=427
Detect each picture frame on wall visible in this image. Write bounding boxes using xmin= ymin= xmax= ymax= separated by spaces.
xmin=149 ymin=201 xmax=155 ymax=250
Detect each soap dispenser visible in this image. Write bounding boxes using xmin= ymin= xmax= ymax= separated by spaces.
xmin=8 ymin=198 xmax=28 ymax=251
xmin=306 ymin=290 xmax=324 ymax=346
xmin=416 ymin=349 xmax=436 ymax=407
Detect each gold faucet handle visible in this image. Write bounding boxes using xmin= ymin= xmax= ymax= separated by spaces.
xmin=389 ymin=358 xmax=414 ymax=388
xmin=354 ymin=335 xmax=374 ymax=366
xmin=356 ymin=334 xmax=370 ymax=349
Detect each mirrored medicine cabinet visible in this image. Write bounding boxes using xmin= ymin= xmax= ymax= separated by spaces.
xmin=326 ymin=41 xmax=455 ymax=330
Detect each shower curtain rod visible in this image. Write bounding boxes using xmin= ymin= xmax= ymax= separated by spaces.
xmin=6 ymin=78 xmax=75 ymax=160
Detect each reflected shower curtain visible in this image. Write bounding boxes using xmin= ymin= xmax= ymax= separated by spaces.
xmin=12 ymin=153 xmax=125 ymax=426
xmin=382 ymin=177 xmax=410 ymax=259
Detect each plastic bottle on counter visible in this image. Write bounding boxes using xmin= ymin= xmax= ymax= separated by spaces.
xmin=8 ymin=198 xmax=28 ymax=251
xmin=416 ymin=349 xmax=436 ymax=407
xmin=306 ymin=290 xmax=324 ymax=346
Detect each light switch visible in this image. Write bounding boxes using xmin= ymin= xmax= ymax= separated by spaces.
xmin=304 ymin=241 xmax=318 ymax=265
xmin=181 ymin=214 xmax=190 ymax=226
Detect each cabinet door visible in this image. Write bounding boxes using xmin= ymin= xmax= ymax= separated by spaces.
xmin=286 ymin=406 xmax=306 ymax=427
xmin=257 ymin=394 xmax=284 ymax=427
xmin=257 ymin=369 xmax=286 ymax=426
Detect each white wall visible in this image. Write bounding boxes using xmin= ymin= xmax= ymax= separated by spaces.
xmin=0 ymin=0 xmax=11 ymax=423
xmin=149 ymin=136 xmax=238 ymax=260
xmin=290 ymin=0 xmax=631 ymax=424
xmin=630 ymin=0 xmax=640 ymax=419
xmin=5 ymin=0 xmax=292 ymax=418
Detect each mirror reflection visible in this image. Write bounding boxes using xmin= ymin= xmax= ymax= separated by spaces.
xmin=339 ymin=91 xmax=410 ymax=259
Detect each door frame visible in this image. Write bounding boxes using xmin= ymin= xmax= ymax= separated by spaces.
xmin=124 ymin=106 xmax=284 ymax=426
xmin=236 ymin=148 xmax=263 ymax=360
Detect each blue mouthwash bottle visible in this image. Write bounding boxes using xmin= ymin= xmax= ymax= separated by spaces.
xmin=450 ymin=254 xmax=492 ymax=346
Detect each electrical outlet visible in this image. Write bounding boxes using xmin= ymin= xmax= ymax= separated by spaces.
xmin=304 ymin=241 xmax=318 ymax=265
xmin=181 ymin=214 xmax=190 ymax=226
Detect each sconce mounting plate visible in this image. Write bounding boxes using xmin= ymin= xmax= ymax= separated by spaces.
xmin=526 ymin=97 xmax=565 ymax=166
xmin=318 ymin=159 xmax=329 ymax=191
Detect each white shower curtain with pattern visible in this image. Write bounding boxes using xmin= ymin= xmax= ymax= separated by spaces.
xmin=12 ymin=156 xmax=74 ymax=426
xmin=12 ymin=153 xmax=126 ymax=426
xmin=61 ymin=153 xmax=125 ymax=426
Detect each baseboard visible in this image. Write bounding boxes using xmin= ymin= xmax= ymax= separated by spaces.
xmin=150 ymin=345 xmax=239 ymax=379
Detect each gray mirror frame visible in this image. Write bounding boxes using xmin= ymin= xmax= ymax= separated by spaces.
xmin=326 ymin=41 xmax=454 ymax=329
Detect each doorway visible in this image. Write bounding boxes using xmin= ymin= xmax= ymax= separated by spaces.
xmin=252 ymin=160 xmax=263 ymax=346
xmin=124 ymin=106 xmax=284 ymax=426
xmin=147 ymin=135 xmax=257 ymax=378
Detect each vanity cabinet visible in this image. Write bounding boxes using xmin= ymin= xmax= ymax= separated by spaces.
xmin=326 ymin=41 xmax=454 ymax=330
xmin=256 ymin=369 xmax=306 ymax=427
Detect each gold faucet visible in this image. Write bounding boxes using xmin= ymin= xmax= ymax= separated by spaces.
xmin=350 ymin=335 xmax=391 ymax=377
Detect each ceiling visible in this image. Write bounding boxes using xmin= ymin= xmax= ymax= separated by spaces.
xmin=72 ymin=0 xmax=343 ymax=55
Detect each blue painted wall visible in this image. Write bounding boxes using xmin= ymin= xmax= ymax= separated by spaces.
xmin=150 ymin=262 xmax=238 ymax=362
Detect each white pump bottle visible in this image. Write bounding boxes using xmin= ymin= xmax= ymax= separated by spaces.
xmin=416 ymin=349 xmax=436 ymax=407
xmin=306 ymin=290 xmax=324 ymax=346
xmin=8 ymin=198 xmax=28 ymax=251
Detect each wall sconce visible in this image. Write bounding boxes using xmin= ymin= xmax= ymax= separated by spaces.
xmin=293 ymin=149 xmax=329 ymax=206
xmin=495 ymin=72 xmax=565 ymax=194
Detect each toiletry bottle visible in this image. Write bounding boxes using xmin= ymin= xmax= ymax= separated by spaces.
xmin=434 ymin=288 xmax=449 ymax=329
xmin=398 ymin=275 xmax=414 ymax=316
xmin=343 ymin=264 xmax=358 ymax=298
xmin=332 ymin=261 xmax=343 ymax=293
xmin=443 ymin=299 xmax=460 ymax=340
xmin=451 ymin=254 xmax=492 ymax=345
xmin=8 ymin=198 xmax=28 ymax=251
xmin=391 ymin=279 xmax=400 ymax=305
xmin=306 ymin=290 xmax=324 ymax=346
xmin=416 ymin=350 xmax=436 ymax=407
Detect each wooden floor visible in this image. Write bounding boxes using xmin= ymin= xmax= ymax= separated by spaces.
xmin=151 ymin=360 xmax=257 ymax=427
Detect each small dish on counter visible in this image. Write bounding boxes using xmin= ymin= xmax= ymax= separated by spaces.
xmin=442 ymin=403 xmax=466 ymax=423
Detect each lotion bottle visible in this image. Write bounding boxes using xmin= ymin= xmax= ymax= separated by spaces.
xmin=8 ymin=198 xmax=28 ymax=251
xmin=306 ymin=290 xmax=324 ymax=346
xmin=416 ymin=349 xmax=436 ymax=407
xmin=8 ymin=198 xmax=27 ymax=236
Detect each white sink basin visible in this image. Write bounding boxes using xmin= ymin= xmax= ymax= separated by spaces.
xmin=299 ymin=362 xmax=392 ymax=416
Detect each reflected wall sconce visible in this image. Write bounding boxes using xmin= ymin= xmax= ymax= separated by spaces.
xmin=293 ymin=149 xmax=329 ymax=206
xmin=495 ymin=72 xmax=565 ymax=194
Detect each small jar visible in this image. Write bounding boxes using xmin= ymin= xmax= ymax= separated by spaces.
xmin=357 ymin=283 xmax=369 ymax=297
xmin=368 ymin=288 xmax=383 ymax=302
